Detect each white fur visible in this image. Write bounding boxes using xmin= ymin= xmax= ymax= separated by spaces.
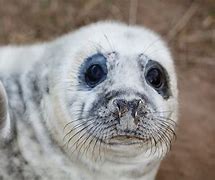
xmin=0 ymin=81 xmax=11 ymax=139
xmin=0 ymin=45 xmax=45 ymax=73
xmin=0 ymin=21 xmax=178 ymax=180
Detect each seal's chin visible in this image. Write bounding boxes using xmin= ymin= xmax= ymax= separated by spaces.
xmin=107 ymin=135 xmax=145 ymax=146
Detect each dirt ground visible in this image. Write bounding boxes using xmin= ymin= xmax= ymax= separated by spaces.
xmin=0 ymin=0 xmax=214 ymax=179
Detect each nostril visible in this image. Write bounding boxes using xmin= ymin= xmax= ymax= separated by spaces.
xmin=129 ymin=99 xmax=144 ymax=118
xmin=137 ymin=99 xmax=144 ymax=106
xmin=113 ymin=99 xmax=127 ymax=108
xmin=129 ymin=99 xmax=142 ymax=109
xmin=113 ymin=99 xmax=128 ymax=117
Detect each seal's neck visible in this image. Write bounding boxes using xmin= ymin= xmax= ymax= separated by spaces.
xmin=72 ymin=155 xmax=160 ymax=180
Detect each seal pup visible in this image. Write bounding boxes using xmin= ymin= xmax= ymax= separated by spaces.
xmin=0 ymin=21 xmax=178 ymax=180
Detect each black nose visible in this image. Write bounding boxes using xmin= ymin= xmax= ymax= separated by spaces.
xmin=113 ymin=99 xmax=142 ymax=118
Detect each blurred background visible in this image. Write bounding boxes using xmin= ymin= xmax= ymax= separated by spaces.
xmin=0 ymin=0 xmax=214 ymax=179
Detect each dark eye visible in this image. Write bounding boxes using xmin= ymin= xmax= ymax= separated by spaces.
xmin=79 ymin=53 xmax=108 ymax=88
xmin=85 ymin=64 xmax=106 ymax=86
xmin=144 ymin=60 xmax=171 ymax=99
xmin=145 ymin=67 xmax=163 ymax=89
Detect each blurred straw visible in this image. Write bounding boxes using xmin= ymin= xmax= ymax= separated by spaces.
xmin=180 ymin=30 xmax=215 ymax=43
xmin=129 ymin=0 xmax=138 ymax=24
xmin=168 ymin=2 xmax=199 ymax=40
xmin=79 ymin=0 xmax=103 ymax=18
xmin=111 ymin=5 xmax=123 ymax=21
xmin=183 ymin=56 xmax=215 ymax=66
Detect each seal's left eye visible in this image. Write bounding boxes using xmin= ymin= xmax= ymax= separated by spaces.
xmin=85 ymin=64 xmax=105 ymax=86
xmin=145 ymin=67 xmax=163 ymax=89
xmin=144 ymin=60 xmax=171 ymax=99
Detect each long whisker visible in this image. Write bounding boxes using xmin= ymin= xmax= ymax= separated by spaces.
xmin=70 ymin=123 xmax=98 ymax=158
xmin=142 ymin=37 xmax=161 ymax=55
xmin=63 ymin=117 xmax=95 ymax=141
xmin=63 ymin=110 xmax=92 ymax=130
xmin=84 ymin=122 xmax=118 ymax=160
xmin=84 ymin=125 xmax=104 ymax=158
xmin=65 ymin=122 xmax=94 ymax=149
xmin=76 ymin=122 xmax=102 ymax=158
xmin=156 ymin=117 xmax=176 ymax=129
xmin=150 ymin=110 xmax=173 ymax=115
xmin=152 ymin=119 xmax=176 ymax=152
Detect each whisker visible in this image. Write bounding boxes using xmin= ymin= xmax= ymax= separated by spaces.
xmin=84 ymin=125 xmax=104 ymax=158
xmin=70 ymin=124 xmax=99 ymax=158
xmin=154 ymin=116 xmax=177 ymax=127
xmin=150 ymin=118 xmax=176 ymax=138
xmin=89 ymin=125 xmax=107 ymax=161
xmin=150 ymin=110 xmax=173 ymax=115
xmin=65 ymin=122 xmax=94 ymax=149
xmin=103 ymin=33 xmax=115 ymax=52
xmin=142 ymin=37 xmax=161 ymax=55
xmin=76 ymin=123 xmax=102 ymax=158
xmin=152 ymin=121 xmax=175 ymax=152
xmin=63 ymin=118 xmax=95 ymax=141
xmin=154 ymin=121 xmax=176 ymax=139
xmin=63 ymin=110 xmax=93 ymax=130
xmin=84 ymin=121 xmax=118 ymax=160
xmin=155 ymin=115 xmax=177 ymax=124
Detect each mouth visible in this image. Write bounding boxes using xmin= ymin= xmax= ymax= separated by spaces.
xmin=107 ymin=135 xmax=146 ymax=146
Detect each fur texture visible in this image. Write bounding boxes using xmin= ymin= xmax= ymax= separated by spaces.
xmin=0 ymin=21 xmax=178 ymax=180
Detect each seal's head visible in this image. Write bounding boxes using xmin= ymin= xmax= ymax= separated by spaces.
xmin=49 ymin=22 xmax=178 ymax=164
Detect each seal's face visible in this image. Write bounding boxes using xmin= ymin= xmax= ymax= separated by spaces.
xmin=77 ymin=52 xmax=173 ymax=146
xmin=61 ymin=22 xmax=178 ymax=160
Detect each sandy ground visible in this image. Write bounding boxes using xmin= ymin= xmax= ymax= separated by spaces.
xmin=0 ymin=0 xmax=214 ymax=179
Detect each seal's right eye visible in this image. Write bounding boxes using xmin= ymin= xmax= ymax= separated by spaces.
xmin=85 ymin=64 xmax=106 ymax=87
xmin=79 ymin=53 xmax=107 ymax=88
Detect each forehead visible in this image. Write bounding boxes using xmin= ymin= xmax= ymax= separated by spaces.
xmin=71 ymin=22 xmax=173 ymax=70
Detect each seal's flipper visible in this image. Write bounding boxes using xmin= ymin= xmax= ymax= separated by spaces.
xmin=0 ymin=81 xmax=11 ymax=139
